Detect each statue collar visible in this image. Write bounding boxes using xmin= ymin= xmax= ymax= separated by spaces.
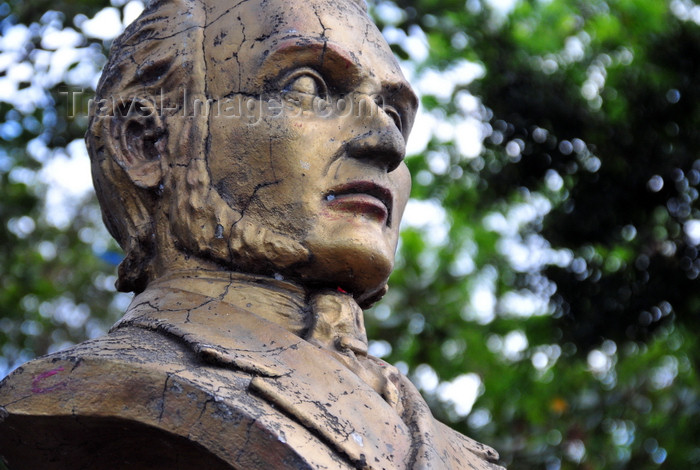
xmin=123 ymin=269 xmax=369 ymax=356
xmin=110 ymin=270 xmax=503 ymax=469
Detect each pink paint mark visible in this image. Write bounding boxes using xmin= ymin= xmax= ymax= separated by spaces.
xmin=31 ymin=367 xmax=66 ymax=394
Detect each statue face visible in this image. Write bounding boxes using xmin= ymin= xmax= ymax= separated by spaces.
xmin=202 ymin=0 xmax=417 ymax=298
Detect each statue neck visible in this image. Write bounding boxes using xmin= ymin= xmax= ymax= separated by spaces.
xmin=145 ymin=269 xmax=368 ymax=353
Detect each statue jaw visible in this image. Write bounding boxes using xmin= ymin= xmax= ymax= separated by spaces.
xmin=163 ymin=181 xmax=393 ymax=307
xmin=158 ymin=152 xmax=392 ymax=304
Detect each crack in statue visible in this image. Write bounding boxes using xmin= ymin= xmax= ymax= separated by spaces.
xmin=0 ymin=0 xmax=504 ymax=468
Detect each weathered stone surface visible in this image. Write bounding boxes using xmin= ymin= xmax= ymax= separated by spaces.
xmin=0 ymin=0 xmax=504 ymax=468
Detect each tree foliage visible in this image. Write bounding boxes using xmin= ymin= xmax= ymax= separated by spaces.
xmin=1 ymin=0 xmax=699 ymax=469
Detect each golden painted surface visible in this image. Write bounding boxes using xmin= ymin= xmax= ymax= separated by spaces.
xmin=0 ymin=0 xmax=503 ymax=468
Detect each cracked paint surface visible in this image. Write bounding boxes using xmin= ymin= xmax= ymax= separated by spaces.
xmin=0 ymin=0 xmax=503 ymax=468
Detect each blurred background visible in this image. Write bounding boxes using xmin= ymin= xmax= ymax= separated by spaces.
xmin=1 ymin=0 xmax=699 ymax=468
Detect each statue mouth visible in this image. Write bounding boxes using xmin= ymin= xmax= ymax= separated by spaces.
xmin=324 ymin=181 xmax=393 ymax=226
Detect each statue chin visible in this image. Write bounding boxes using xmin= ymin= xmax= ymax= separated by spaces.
xmin=296 ymin=234 xmax=394 ymax=302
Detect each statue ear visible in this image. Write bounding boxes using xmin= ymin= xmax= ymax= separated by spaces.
xmin=106 ymin=103 xmax=167 ymax=189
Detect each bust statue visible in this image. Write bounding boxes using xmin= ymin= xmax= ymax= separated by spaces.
xmin=0 ymin=0 xmax=503 ymax=468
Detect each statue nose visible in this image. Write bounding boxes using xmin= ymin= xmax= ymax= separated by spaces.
xmin=345 ymin=126 xmax=406 ymax=173
xmin=344 ymin=98 xmax=406 ymax=173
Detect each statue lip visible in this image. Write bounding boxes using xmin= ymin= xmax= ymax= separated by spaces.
xmin=324 ymin=181 xmax=393 ymax=226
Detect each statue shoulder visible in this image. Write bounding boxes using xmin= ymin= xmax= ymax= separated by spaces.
xmin=0 ymin=328 xmax=352 ymax=470
xmin=0 ymin=330 xmax=225 ymax=469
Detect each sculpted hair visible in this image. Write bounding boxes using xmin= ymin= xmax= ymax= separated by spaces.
xmin=87 ymin=0 xmax=209 ymax=293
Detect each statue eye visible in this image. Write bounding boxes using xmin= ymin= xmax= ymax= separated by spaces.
xmin=283 ymin=69 xmax=328 ymax=99
xmin=289 ymin=75 xmax=318 ymax=94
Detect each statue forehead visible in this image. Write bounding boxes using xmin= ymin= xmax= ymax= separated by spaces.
xmin=200 ymin=0 xmax=404 ymax=97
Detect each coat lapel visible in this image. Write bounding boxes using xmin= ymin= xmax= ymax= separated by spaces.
xmin=116 ymin=286 xmax=414 ymax=469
